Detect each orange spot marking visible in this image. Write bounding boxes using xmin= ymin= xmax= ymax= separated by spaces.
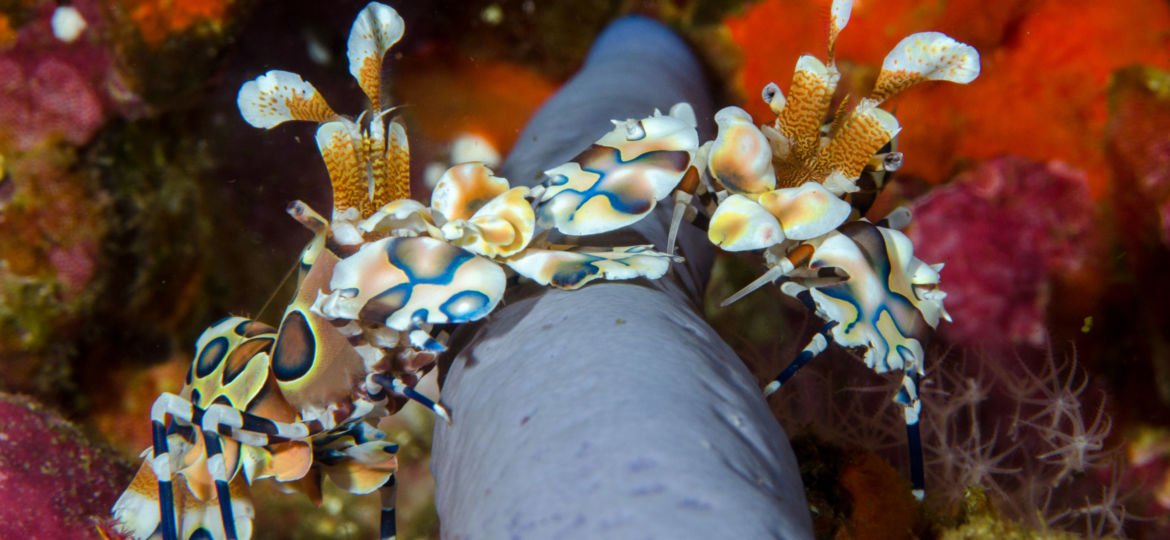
xmin=359 ymin=55 xmax=382 ymax=112
xmin=284 ymin=93 xmax=337 ymax=124
xmin=820 ymin=111 xmax=895 ymax=178
xmin=777 ymin=69 xmax=834 ymax=163
xmin=376 ymin=131 xmax=411 ymax=209
xmin=870 ymin=70 xmax=924 ymax=103
xmin=319 ymin=129 xmax=364 ymax=215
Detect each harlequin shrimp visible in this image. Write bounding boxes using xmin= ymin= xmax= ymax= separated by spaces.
xmin=233 ymin=0 xmax=697 ymax=380
xmin=111 ymin=5 xmax=439 ymax=538
xmin=696 ymin=0 xmax=978 ymax=499
xmin=114 ymin=1 xmax=703 ymax=537
xmin=111 ymin=238 xmax=401 ymax=540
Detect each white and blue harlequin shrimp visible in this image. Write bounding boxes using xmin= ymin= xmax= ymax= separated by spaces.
xmin=693 ymin=0 xmax=976 ymax=500
xmin=113 ymin=2 xmax=705 ymax=538
xmin=112 ymin=238 xmax=402 ymax=540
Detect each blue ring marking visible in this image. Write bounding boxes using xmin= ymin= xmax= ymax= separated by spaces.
xmin=895 ymin=383 xmax=912 ymax=405
xmin=235 ymin=319 xmax=275 ymax=338
xmin=439 ymin=290 xmax=493 ymax=322
xmin=550 ymin=254 xmax=603 ymax=288
xmin=360 ymin=283 xmax=412 ymax=324
xmin=272 ymin=310 xmax=315 ymax=382
xmin=541 ymin=146 xmax=689 ymax=220
xmin=151 ymin=420 xmax=169 ymax=459
xmin=795 ymin=289 xmax=816 ymax=311
xmin=806 ymin=285 xmax=864 ymax=334
xmin=417 ymin=333 xmax=447 ymax=352
xmin=386 ymin=237 xmax=474 ymax=285
xmin=194 ymin=336 xmax=229 ymax=379
xmin=547 ymin=251 xmax=652 ymax=288
xmin=840 ymin=222 xmax=930 ymax=338
xmin=365 ymin=237 xmax=492 ymax=326
xmin=221 ymin=336 xmax=275 ymax=386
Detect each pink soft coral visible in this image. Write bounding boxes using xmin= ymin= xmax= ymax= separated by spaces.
xmin=908 ymin=156 xmax=1099 ymax=349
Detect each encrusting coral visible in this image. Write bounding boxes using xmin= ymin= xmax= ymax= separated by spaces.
xmin=0 ymin=393 xmax=133 ymax=540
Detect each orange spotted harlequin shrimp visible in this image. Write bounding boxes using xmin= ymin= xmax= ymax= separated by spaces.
xmin=113 ymin=2 xmax=706 ymax=538
xmin=695 ymin=0 xmax=977 ymax=499
xmin=112 ymin=236 xmax=403 ymax=540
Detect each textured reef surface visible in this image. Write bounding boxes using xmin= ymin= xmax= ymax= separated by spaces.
xmin=3 ymin=0 xmax=1170 ymax=538
xmin=0 ymin=392 xmax=132 ymax=539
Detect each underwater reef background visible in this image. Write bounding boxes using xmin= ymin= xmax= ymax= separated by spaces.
xmin=1 ymin=0 xmax=1170 ymax=538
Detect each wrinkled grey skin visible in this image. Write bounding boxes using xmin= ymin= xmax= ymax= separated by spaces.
xmin=432 ymin=16 xmax=814 ymax=540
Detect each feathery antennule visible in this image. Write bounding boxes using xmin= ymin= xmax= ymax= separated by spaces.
xmin=870 ymin=32 xmax=981 ymax=103
xmin=347 ymin=2 xmax=405 ymax=113
xmin=774 ymin=55 xmax=837 ymax=176
xmin=237 ymin=70 xmax=339 ymax=129
xmin=316 ymin=121 xmax=367 ymax=218
xmin=827 ymin=0 xmax=852 ymax=64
